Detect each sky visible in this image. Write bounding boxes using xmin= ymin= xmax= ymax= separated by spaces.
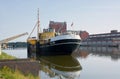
xmin=0 ymin=0 xmax=120 ymax=42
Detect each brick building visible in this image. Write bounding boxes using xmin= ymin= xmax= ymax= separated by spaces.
xmin=80 ymin=31 xmax=89 ymax=40
xmin=49 ymin=21 xmax=67 ymax=33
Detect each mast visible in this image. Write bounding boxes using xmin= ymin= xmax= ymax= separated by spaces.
xmin=37 ymin=8 xmax=40 ymax=40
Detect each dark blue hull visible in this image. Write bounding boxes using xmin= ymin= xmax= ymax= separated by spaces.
xmin=36 ymin=39 xmax=80 ymax=56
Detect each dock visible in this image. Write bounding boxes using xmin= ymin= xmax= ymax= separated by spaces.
xmin=0 ymin=59 xmax=40 ymax=76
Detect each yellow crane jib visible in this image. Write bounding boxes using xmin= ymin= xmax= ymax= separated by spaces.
xmin=0 ymin=32 xmax=28 ymax=55
xmin=0 ymin=32 xmax=28 ymax=43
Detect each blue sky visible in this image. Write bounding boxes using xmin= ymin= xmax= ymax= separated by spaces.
xmin=0 ymin=0 xmax=120 ymax=42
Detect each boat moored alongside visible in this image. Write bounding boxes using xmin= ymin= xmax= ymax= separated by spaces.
xmin=27 ymin=10 xmax=81 ymax=57
xmin=36 ymin=32 xmax=81 ymax=56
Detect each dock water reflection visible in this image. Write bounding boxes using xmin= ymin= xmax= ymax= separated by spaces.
xmin=76 ymin=47 xmax=120 ymax=61
xmin=39 ymin=55 xmax=82 ymax=79
xmin=72 ymin=47 xmax=120 ymax=79
xmin=3 ymin=47 xmax=120 ymax=79
xmin=39 ymin=47 xmax=120 ymax=79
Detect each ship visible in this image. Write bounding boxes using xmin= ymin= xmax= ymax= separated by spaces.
xmin=39 ymin=55 xmax=82 ymax=78
xmin=27 ymin=10 xmax=81 ymax=57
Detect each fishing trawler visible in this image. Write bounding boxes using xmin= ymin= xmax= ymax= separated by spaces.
xmin=27 ymin=10 xmax=81 ymax=57
xmin=37 ymin=31 xmax=80 ymax=56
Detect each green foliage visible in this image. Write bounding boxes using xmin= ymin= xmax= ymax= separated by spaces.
xmin=0 ymin=66 xmax=39 ymax=79
xmin=0 ymin=52 xmax=39 ymax=79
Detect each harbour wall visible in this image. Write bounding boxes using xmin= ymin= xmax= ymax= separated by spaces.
xmin=0 ymin=59 xmax=40 ymax=76
xmin=81 ymin=40 xmax=120 ymax=47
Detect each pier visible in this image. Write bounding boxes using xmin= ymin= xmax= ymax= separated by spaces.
xmin=0 ymin=59 xmax=40 ymax=76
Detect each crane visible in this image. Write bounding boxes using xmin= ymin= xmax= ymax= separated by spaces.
xmin=0 ymin=32 xmax=28 ymax=55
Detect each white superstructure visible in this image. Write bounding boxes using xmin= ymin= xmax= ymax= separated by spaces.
xmin=50 ymin=33 xmax=80 ymax=42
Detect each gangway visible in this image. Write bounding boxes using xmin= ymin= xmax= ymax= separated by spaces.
xmin=0 ymin=32 xmax=28 ymax=55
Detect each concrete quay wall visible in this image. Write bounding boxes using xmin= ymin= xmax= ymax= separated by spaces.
xmin=0 ymin=59 xmax=40 ymax=76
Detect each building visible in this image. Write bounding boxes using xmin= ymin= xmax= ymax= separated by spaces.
xmin=79 ymin=31 xmax=89 ymax=40
xmin=81 ymin=30 xmax=120 ymax=47
xmin=49 ymin=21 xmax=67 ymax=33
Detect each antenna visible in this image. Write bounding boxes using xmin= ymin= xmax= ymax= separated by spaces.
xmin=37 ymin=8 xmax=40 ymax=40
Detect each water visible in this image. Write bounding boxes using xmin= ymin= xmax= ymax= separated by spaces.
xmin=39 ymin=55 xmax=82 ymax=79
xmin=2 ymin=48 xmax=27 ymax=58
xmin=2 ymin=47 xmax=120 ymax=79
xmin=76 ymin=47 xmax=120 ymax=79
